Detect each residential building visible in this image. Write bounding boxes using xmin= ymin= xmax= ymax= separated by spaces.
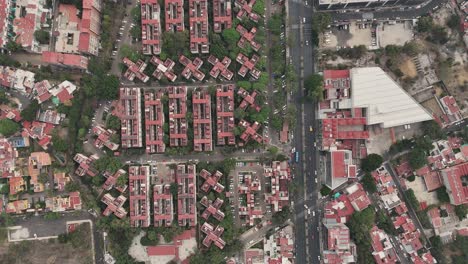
xmin=6 ymin=199 xmax=30 ymax=214
xmin=207 ymin=55 xmax=233 ymax=80
xmin=235 ymin=0 xmax=260 ymax=22
xmin=101 ymin=193 xmax=128 ymax=218
xmin=129 ymin=165 xmax=150 ymax=228
xmin=263 ymin=225 xmax=295 ymax=263
xmin=370 ymin=226 xmax=398 ymax=264
xmin=144 ymin=90 xmax=166 ymax=153
xmin=146 ymin=229 xmax=197 ymax=263
xmin=0 ymin=137 xmax=19 ymax=178
xmin=33 ymin=80 xmax=53 ymax=104
xmin=416 ymin=166 xmax=443 ymax=192
xmin=92 ymin=125 xmax=119 ymax=151
xmin=236 ymin=53 xmax=261 ymax=79
xmin=102 ymin=169 xmax=128 ymax=193
xmin=28 ymin=152 xmax=51 ymax=193
xmin=0 ymin=105 xmax=21 ymax=122
xmin=45 ymin=192 xmax=82 ymax=212
xmin=179 ymin=55 xmax=205 ymax=81
xmin=244 ymin=249 xmax=264 ymax=264
xmin=150 ymin=56 xmax=177 ymax=82
xmin=22 ymin=121 xmax=54 ymax=149
xmin=326 ymin=149 xmax=357 ymax=190
xmin=153 ymin=184 xmax=174 ymax=227
xmin=122 ymin=57 xmax=150 ymax=83
xmin=200 ymin=222 xmax=226 ymax=249
xmin=53 ymin=172 xmax=70 ymax=192
xmin=0 ymin=66 xmax=35 ymax=94
xmin=165 ymin=0 xmax=184 ymax=32
xmin=323 ymin=223 xmax=356 ymax=263
xmin=42 ymin=51 xmax=89 ymax=71
xmin=236 ymin=25 xmax=261 ymax=52
xmin=239 ymin=119 xmax=264 ymax=144
xmin=117 ymin=87 xmax=143 ymax=148
xmin=238 ymin=88 xmax=260 ymax=112
xmin=175 ymin=164 xmax=197 ymax=227
xmin=212 ymin=0 xmax=232 ymax=32
xmin=73 ymin=153 xmax=99 ymax=177
xmin=345 ymin=182 xmax=371 ymax=211
xmin=280 ymin=121 xmax=289 ymax=143
xmin=49 ymin=80 xmax=77 ymax=105
xmin=200 ymin=196 xmax=225 ymax=221
xmin=264 ymin=161 xmax=291 ymax=212
xmin=323 ymin=195 xmax=355 ymax=225
xmin=441 ymin=162 xmax=468 ymax=205
xmin=188 ymin=0 xmax=209 ymax=54
xmin=12 ymin=0 xmax=49 ymax=52
xmin=80 ymin=0 xmax=102 ymax=55
xmin=216 ymin=84 xmax=235 ymax=145
xmin=393 ymin=215 xmax=423 ymax=254
xmin=168 ymin=86 xmax=188 ymax=147
xmin=193 ymin=88 xmax=213 ymax=151
xmin=199 ymin=169 xmax=224 ymax=193
xmin=141 ymin=0 xmax=161 ymax=55
xmin=237 ymin=170 xmax=263 ymax=226
xmin=9 ymin=177 xmax=25 ymax=196
xmin=0 ymin=0 xmax=12 ymax=50
xmin=36 ymin=109 xmax=65 ymax=125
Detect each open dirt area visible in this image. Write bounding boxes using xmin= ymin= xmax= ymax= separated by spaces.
xmin=406 ymin=177 xmax=439 ymax=206
xmin=377 ymin=21 xmax=414 ymax=47
xmin=399 ymin=58 xmax=418 ymax=79
xmin=421 ymin=98 xmax=445 ymax=117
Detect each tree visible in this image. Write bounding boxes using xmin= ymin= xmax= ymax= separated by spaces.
xmin=436 ymin=186 xmax=450 ymax=203
xmin=304 ymin=74 xmax=323 ymax=101
xmin=21 ymin=101 xmax=40 ymax=121
xmin=272 ymin=206 xmax=291 ymax=225
xmin=0 ymin=119 xmax=19 ymax=137
xmin=52 ymin=134 xmax=68 ymax=152
xmin=376 ymin=210 xmax=397 ymax=235
xmin=252 ymin=0 xmax=265 ymax=15
xmin=106 ymin=115 xmax=121 ymax=130
xmin=34 ymin=30 xmax=50 ymax=44
xmin=455 ymin=205 xmax=467 ymax=220
xmin=221 ymin=28 xmax=240 ymax=47
xmin=116 ymin=173 xmax=127 ymax=187
xmin=361 ymin=154 xmax=383 ymax=172
xmin=119 ymin=44 xmax=141 ymax=62
xmin=409 ymin=148 xmax=427 ymax=170
xmin=320 ymin=185 xmax=332 ymax=196
xmin=311 ymin=13 xmax=331 ymax=33
xmin=361 ymin=173 xmax=377 ymax=193
xmin=92 ymin=175 xmax=104 ymax=186
xmin=417 ymin=16 xmax=434 ymax=33
xmin=94 ymin=157 xmax=122 ymax=173
xmin=161 ymin=31 xmax=190 ymax=60
xmin=0 ymin=55 xmax=20 ymax=67
xmin=407 ymin=174 xmax=416 ymax=182
xmin=38 ymin=173 xmax=49 ymax=184
xmin=6 ymin=41 xmax=21 ymax=52
xmin=96 ymin=75 xmax=120 ymax=100
xmin=0 ymin=91 xmax=9 ymax=104
xmin=405 ymin=189 xmax=420 ymax=210
xmin=447 ymin=14 xmax=460 ymax=31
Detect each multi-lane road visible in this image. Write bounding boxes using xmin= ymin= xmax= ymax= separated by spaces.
xmin=288 ymin=0 xmax=321 ymax=263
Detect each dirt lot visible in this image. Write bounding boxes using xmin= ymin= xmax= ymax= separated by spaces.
xmin=0 ymin=224 xmax=93 ymax=264
xmin=399 ymin=58 xmax=418 ymax=79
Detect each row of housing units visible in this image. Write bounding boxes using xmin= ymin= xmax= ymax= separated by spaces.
xmin=113 ymin=86 xmax=268 ymax=153
xmin=140 ymin=0 xmax=260 ymax=54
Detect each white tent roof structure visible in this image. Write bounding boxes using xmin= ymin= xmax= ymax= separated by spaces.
xmin=350 ymin=67 xmax=433 ymax=128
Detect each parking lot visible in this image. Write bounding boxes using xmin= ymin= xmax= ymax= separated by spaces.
xmin=322 ymin=20 xmax=414 ymax=49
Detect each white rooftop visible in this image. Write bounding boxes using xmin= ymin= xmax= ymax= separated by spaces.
xmin=350 ymin=67 xmax=432 ymax=128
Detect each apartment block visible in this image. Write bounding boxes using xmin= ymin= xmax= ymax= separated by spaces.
xmin=144 ymin=91 xmax=166 ymax=153
xmin=264 ymin=161 xmax=291 ymax=212
xmin=102 ymin=169 xmax=128 ymax=193
xmin=201 ymin=222 xmax=226 ymax=249
xmin=101 ymin=193 xmax=128 ymax=219
xmin=92 ymin=125 xmax=119 ymax=151
xmin=141 ymin=0 xmax=162 ymax=55
xmin=73 ymin=153 xmax=99 ymax=177
xmin=189 ymin=0 xmax=209 ymax=53
xmin=123 ymin=58 xmax=150 ymax=83
xmin=193 ymin=88 xmax=213 ymax=152
xmin=179 ymin=55 xmax=206 ymax=81
xmin=216 ymin=84 xmax=235 ymax=146
xmin=213 ymin=0 xmax=232 ymax=32
xmin=236 ymin=53 xmax=261 ymax=79
xmin=200 ymin=196 xmax=225 ymax=221
xmin=237 ymin=170 xmax=263 ymax=226
xmin=153 ymin=184 xmax=174 ymax=227
xmin=200 ymin=169 xmax=225 ymax=193
xmin=175 ymin=164 xmax=197 ymax=227
xmin=129 ymin=166 xmax=150 ymax=228
xmin=235 ymin=0 xmax=260 ymax=22
xmin=238 ymin=88 xmax=261 ymax=112
xmin=168 ymin=86 xmax=188 ymax=147
xmin=239 ymin=119 xmax=264 ymax=144
xmin=118 ymin=88 xmax=143 ymax=148
xmin=236 ymin=25 xmax=261 ymax=52
xmin=165 ymin=0 xmax=184 ymax=32
xmin=150 ymin=56 xmax=177 ymax=82
xmin=208 ymin=55 xmax=233 ymax=80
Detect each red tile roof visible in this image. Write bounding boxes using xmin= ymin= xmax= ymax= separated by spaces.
xmin=42 ymin=51 xmax=89 ymax=70
xmin=213 ymin=0 xmax=232 ymax=32
xmin=441 ymin=162 xmax=468 ymax=205
xmin=141 ymin=1 xmax=162 ymax=55
xmin=216 ymin=84 xmax=235 ymax=146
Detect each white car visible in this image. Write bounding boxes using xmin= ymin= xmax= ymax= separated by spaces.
xmin=315 ymin=178 xmax=318 ymax=183
xmin=305 ymin=40 xmax=309 ymax=46
xmin=302 ymin=17 xmax=306 ymax=23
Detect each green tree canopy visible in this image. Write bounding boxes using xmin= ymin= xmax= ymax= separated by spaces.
xmin=311 ymin=13 xmax=331 ymax=33
xmin=304 ymin=74 xmax=323 ymax=101
xmin=436 ymin=186 xmax=450 ymax=203
xmin=417 ymin=16 xmax=434 ymax=32
xmin=34 ymin=30 xmax=50 ymax=44
xmin=409 ymin=148 xmax=427 ymax=170
xmin=272 ymin=206 xmax=291 ymax=225
xmin=361 ymin=173 xmax=377 ymax=193
xmin=21 ymin=101 xmax=40 ymax=121
xmin=0 ymin=119 xmax=19 ymax=137
xmin=361 ymin=154 xmax=383 ymax=172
